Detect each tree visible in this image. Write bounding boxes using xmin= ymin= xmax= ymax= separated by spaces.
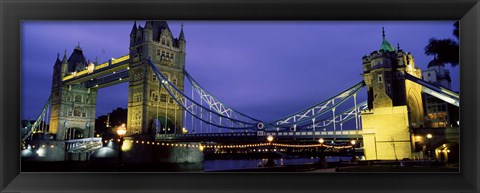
xmin=424 ymin=21 xmax=459 ymax=67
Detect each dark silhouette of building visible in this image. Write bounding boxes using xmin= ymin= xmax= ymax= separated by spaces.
xmin=95 ymin=107 xmax=127 ymax=137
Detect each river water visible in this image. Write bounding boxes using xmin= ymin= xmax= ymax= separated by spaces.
xmin=203 ymin=156 xmax=353 ymax=171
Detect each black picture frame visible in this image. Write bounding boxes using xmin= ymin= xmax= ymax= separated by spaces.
xmin=1 ymin=0 xmax=479 ymax=192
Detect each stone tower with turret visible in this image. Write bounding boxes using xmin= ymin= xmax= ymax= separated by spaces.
xmin=127 ymin=21 xmax=186 ymax=135
xmin=49 ymin=45 xmax=98 ymax=140
xmin=361 ymin=28 xmax=424 ymax=160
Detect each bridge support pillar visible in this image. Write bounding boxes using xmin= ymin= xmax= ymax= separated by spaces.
xmin=121 ymin=139 xmax=203 ymax=164
xmin=361 ymin=106 xmax=413 ymax=160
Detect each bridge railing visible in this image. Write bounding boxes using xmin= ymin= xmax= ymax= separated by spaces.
xmin=155 ymin=130 xmax=363 ymax=141
xmin=65 ymin=137 xmax=103 ymax=153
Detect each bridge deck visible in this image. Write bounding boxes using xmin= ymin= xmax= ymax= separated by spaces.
xmin=62 ymin=55 xmax=130 ymax=85
xmin=155 ymin=130 xmax=362 ymax=142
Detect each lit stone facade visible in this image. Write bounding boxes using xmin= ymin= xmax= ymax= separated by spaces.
xmin=127 ymin=21 xmax=186 ymax=135
xmin=422 ymin=60 xmax=452 ymax=128
xmin=50 ymin=47 xmax=98 ymax=140
xmin=361 ymin=30 xmax=424 ymax=160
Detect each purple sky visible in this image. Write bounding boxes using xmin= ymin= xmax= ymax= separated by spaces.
xmin=21 ymin=21 xmax=459 ymax=122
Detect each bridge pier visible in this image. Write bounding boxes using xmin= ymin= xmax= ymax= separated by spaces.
xmin=21 ymin=141 xmax=66 ymax=161
xmin=361 ymin=103 xmax=414 ymax=160
xmin=120 ymin=138 xmax=203 ymax=164
xmin=153 ymin=142 xmax=204 ymax=163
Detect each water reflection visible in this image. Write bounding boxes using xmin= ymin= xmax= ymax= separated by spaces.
xmin=203 ymin=156 xmax=352 ymax=171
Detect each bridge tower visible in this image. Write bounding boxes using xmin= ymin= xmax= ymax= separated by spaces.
xmin=361 ymin=28 xmax=424 ymax=160
xmin=127 ymin=21 xmax=185 ymax=135
xmin=49 ymin=45 xmax=98 ymax=140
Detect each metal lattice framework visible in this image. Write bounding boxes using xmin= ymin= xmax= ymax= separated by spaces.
xmin=184 ymin=70 xmax=262 ymax=124
xmin=22 ymin=95 xmax=52 ymax=142
xmin=301 ymin=100 xmax=368 ymax=131
xmin=148 ymin=59 xmax=258 ymax=130
xmin=267 ymin=81 xmax=365 ymax=129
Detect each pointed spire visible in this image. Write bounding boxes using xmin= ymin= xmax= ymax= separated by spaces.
xmin=145 ymin=21 xmax=152 ymax=29
xmin=54 ymin=52 xmax=62 ymax=67
xmin=397 ymin=43 xmax=400 ymax=50
xmin=62 ymin=49 xmax=68 ymax=63
xmin=379 ymin=27 xmax=395 ymax=52
xmin=131 ymin=21 xmax=137 ymax=35
xmin=179 ymin=22 xmax=185 ymax=40
xmin=75 ymin=42 xmax=82 ymax=51
xmin=382 ymin=27 xmax=385 ymax=39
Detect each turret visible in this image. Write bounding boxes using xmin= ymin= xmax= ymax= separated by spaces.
xmin=51 ymin=52 xmax=63 ymax=88
xmin=61 ymin=50 xmax=68 ymax=77
xmin=144 ymin=21 xmax=153 ymax=42
xmin=130 ymin=21 xmax=137 ymax=46
xmin=178 ymin=23 xmax=186 ymax=52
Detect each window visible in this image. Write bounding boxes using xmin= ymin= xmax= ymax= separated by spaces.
xmin=169 ymin=98 xmax=174 ymax=104
xmin=152 ymin=74 xmax=157 ymax=81
xmin=133 ymin=93 xmax=142 ymax=102
xmin=378 ymin=74 xmax=383 ymax=83
xmin=74 ymin=95 xmax=82 ymax=103
xmin=161 ymin=38 xmax=166 ymax=45
xmin=156 ymin=49 xmax=161 ymax=56
xmin=73 ymin=106 xmax=83 ymax=117
xmin=132 ymin=110 xmax=142 ymax=126
xmin=427 ymin=73 xmax=431 ymax=77
xmin=81 ymin=112 xmax=87 ymax=118
xmin=66 ymin=95 xmax=71 ymax=102
xmin=85 ymin=97 xmax=89 ymax=103
xmin=172 ymin=78 xmax=177 ymax=85
xmin=387 ymin=84 xmax=391 ymax=93
xmin=171 ymin=53 xmax=174 ymax=59
xmin=151 ymin=91 xmax=158 ymax=102
xmin=160 ymin=94 xmax=167 ymax=102
xmin=164 ymin=72 xmax=170 ymax=80
xmin=167 ymin=40 xmax=171 ymax=47
xmin=67 ymin=108 xmax=73 ymax=116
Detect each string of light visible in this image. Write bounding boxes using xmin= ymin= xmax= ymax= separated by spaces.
xmin=24 ymin=139 xmax=357 ymax=150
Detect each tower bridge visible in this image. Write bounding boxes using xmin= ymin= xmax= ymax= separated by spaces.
xmin=21 ymin=21 xmax=459 ymax=163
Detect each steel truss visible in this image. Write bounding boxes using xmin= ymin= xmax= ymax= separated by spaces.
xmin=301 ymin=100 xmax=368 ymax=131
xmin=148 ymin=59 xmax=258 ymax=130
xmin=22 ymin=95 xmax=52 ymax=142
xmin=267 ymin=81 xmax=366 ymax=128
xmin=184 ymin=70 xmax=262 ymax=124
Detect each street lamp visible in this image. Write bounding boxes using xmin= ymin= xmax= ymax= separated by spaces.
xmin=426 ymin=133 xmax=433 ymax=160
xmin=318 ymin=138 xmax=325 ymax=161
xmin=116 ymin=124 xmax=127 ymax=166
xmin=265 ymin=135 xmax=276 ymax=167
xmin=350 ymin=140 xmax=357 ymax=161
xmin=267 ymin=135 xmax=274 ymax=143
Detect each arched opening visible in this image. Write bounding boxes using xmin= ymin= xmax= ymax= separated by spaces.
xmin=150 ymin=116 xmax=175 ymax=135
xmin=408 ymin=88 xmax=424 ymax=128
xmin=65 ymin=127 xmax=84 ymax=140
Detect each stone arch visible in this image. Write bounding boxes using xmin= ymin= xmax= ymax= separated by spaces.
xmin=407 ymin=87 xmax=424 ymax=128
xmin=64 ymin=127 xmax=84 ymax=140
xmin=150 ymin=116 xmax=175 ymax=135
